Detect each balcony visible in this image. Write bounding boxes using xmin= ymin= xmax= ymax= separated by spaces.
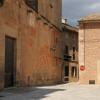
xmin=64 ymin=54 xmax=72 ymax=61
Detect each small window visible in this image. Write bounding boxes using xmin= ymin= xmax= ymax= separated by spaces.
xmin=50 ymin=0 xmax=53 ymax=8
xmin=73 ymin=47 xmax=76 ymax=60
xmin=65 ymin=46 xmax=68 ymax=55
xmin=71 ymin=67 xmax=77 ymax=78
xmin=73 ymin=47 xmax=75 ymax=52
xmin=65 ymin=66 xmax=69 ymax=77
xmin=89 ymin=80 xmax=95 ymax=84
xmin=0 ymin=0 xmax=4 ymax=7
xmin=25 ymin=0 xmax=38 ymax=12
xmin=73 ymin=54 xmax=75 ymax=60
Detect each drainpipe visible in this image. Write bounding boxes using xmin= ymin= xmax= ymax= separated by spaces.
xmin=83 ymin=23 xmax=86 ymax=67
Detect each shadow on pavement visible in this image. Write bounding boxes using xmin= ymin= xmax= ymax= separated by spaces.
xmin=0 ymin=87 xmax=65 ymax=100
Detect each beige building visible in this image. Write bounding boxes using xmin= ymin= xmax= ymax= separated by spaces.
xmin=79 ymin=14 xmax=100 ymax=84
xmin=62 ymin=20 xmax=79 ymax=83
xmin=0 ymin=0 xmax=63 ymax=90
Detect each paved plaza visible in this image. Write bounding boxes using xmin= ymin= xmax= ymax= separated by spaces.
xmin=0 ymin=83 xmax=100 ymax=100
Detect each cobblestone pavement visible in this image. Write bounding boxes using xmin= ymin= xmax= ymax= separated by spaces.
xmin=0 ymin=83 xmax=100 ymax=100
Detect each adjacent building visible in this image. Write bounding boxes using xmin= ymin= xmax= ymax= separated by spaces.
xmin=62 ymin=19 xmax=79 ymax=83
xmin=79 ymin=14 xmax=100 ymax=84
xmin=0 ymin=0 xmax=63 ymax=90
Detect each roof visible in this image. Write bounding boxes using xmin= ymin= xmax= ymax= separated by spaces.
xmin=79 ymin=13 xmax=100 ymax=22
xmin=62 ymin=23 xmax=78 ymax=33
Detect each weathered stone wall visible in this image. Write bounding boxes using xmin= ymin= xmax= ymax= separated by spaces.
xmin=38 ymin=0 xmax=62 ymax=29
xmin=20 ymin=12 xmax=63 ymax=86
xmin=0 ymin=0 xmax=20 ymax=89
xmin=0 ymin=0 xmax=62 ymax=89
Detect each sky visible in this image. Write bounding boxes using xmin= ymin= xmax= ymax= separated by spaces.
xmin=62 ymin=0 xmax=100 ymax=26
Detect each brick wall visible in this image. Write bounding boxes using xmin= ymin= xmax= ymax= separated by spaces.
xmin=79 ymin=22 xmax=100 ymax=84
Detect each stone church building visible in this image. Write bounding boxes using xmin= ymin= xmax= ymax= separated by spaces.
xmin=0 ymin=0 xmax=80 ymax=91
xmin=0 ymin=0 xmax=63 ymax=90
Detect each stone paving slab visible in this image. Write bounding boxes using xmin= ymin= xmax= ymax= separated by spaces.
xmin=0 ymin=83 xmax=100 ymax=100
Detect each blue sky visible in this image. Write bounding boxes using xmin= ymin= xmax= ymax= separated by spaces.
xmin=62 ymin=0 xmax=100 ymax=26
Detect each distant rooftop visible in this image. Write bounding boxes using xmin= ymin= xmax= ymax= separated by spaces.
xmin=62 ymin=19 xmax=78 ymax=33
xmin=80 ymin=13 xmax=100 ymax=22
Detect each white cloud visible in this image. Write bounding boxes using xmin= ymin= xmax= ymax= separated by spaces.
xmin=62 ymin=0 xmax=100 ymax=26
xmin=89 ymin=3 xmax=100 ymax=10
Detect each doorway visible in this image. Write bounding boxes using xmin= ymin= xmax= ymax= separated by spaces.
xmin=64 ymin=66 xmax=69 ymax=82
xmin=5 ymin=36 xmax=16 ymax=88
xmin=71 ymin=66 xmax=77 ymax=78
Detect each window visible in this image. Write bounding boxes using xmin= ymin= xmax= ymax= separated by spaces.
xmin=64 ymin=66 xmax=69 ymax=81
xmin=73 ymin=54 xmax=75 ymax=60
xmin=73 ymin=47 xmax=76 ymax=60
xmin=50 ymin=0 xmax=54 ymax=8
xmin=0 ymin=0 xmax=4 ymax=7
xmin=65 ymin=46 xmax=68 ymax=55
xmin=71 ymin=67 xmax=77 ymax=78
xmin=89 ymin=80 xmax=95 ymax=84
xmin=73 ymin=47 xmax=75 ymax=52
xmin=65 ymin=66 xmax=69 ymax=77
xmin=64 ymin=46 xmax=71 ymax=61
xmin=25 ymin=0 xmax=38 ymax=12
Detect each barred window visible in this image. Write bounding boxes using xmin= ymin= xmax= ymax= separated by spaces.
xmin=25 ymin=0 xmax=38 ymax=12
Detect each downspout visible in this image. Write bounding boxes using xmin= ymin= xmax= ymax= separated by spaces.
xmin=83 ymin=23 xmax=86 ymax=67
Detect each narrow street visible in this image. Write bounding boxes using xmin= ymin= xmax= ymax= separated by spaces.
xmin=0 ymin=83 xmax=100 ymax=100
